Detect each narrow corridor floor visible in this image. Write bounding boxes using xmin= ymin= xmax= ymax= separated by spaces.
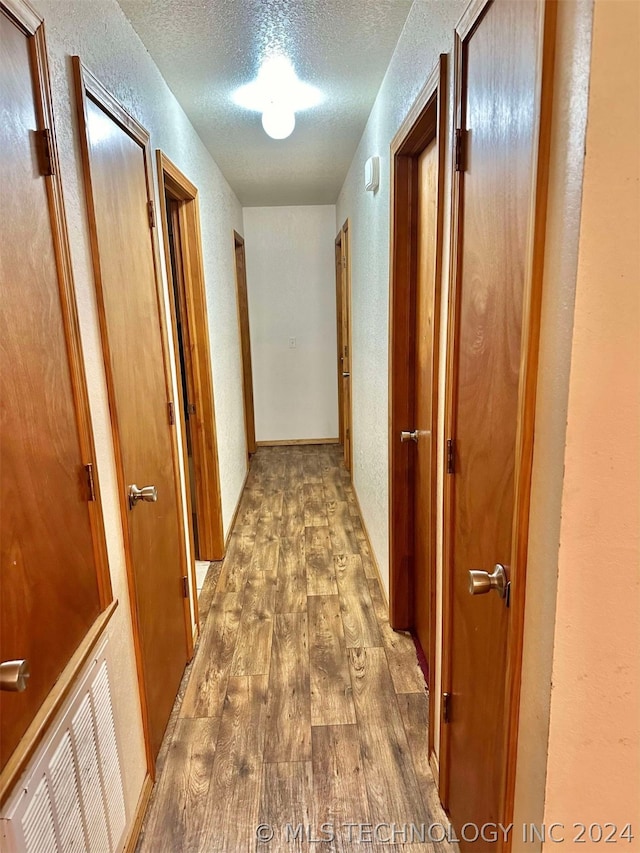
xmin=137 ymin=445 xmax=454 ymax=853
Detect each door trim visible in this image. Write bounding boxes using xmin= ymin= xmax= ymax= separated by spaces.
xmin=336 ymin=219 xmax=353 ymax=470
xmin=73 ymin=58 xmax=193 ymax=777
xmin=0 ymin=2 xmax=113 ymax=801
xmin=439 ymin=1 xmax=556 ymax=839
xmin=233 ymin=231 xmax=257 ymax=457
xmin=157 ymin=150 xmax=225 ymax=564
xmin=388 ymin=55 xmax=447 ymax=762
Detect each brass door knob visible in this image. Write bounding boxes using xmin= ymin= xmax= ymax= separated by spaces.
xmin=468 ymin=563 xmax=508 ymax=599
xmin=1 ymin=659 xmax=30 ymax=692
xmin=128 ymin=484 xmax=158 ymax=509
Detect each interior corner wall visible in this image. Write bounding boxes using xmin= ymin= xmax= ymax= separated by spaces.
xmin=242 ymin=205 xmax=339 ymax=443
xmin=540 ymin=0 xmax=640 ymax=842
xmin=27 ymin=0 xmax=247 ymax=835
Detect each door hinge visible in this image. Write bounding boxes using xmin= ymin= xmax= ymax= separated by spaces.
xmin=85 ymin=463 xmax=96 ymax=502
xmin=455 ymin=128 xmax=468 ymax=172
xmin=147 ymin=199 xmax=156 ymax=228
xmin=443 ymin=692 xmax=452 ymax=724
xmin=168 ymin=400 xmax=175 ymax=425
xmin=181 ymin=576 xmax=189 ymax=598
xmin=187 ymin=402 xmax=196 ymax=416
xmin=446 ymin=438 xmax=456 ymax=474
xmin=37 ymin=128 xmax=54 ymax=176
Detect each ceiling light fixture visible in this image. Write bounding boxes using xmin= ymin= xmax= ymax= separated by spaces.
xmin=233 ymin=55 xmax=322 ymax=140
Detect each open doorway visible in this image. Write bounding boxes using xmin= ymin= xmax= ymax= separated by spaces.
xmin=335 ymin=221 xmax=352 ymax=471
xmin=156 ymin=151 xmax=225 ymax=563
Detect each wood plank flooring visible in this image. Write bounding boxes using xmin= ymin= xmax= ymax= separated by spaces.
xmin=137 ymin=445 xmax=454 ymax=853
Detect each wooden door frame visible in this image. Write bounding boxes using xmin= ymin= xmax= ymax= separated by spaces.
xmin=335 ymin=232 xmax=345 ymax=445
xmin=73 ymin=59 xmax=194 ymax=778
xmin=157 ymin=151 xmax=225 ymax=564
xmin=439 ymin=1 xmax=556 ymax=842
xmin=388 ymin=56 xmax=447 ymax=761
xmin=233 ymin=231 xmax=256 ymax=458
xmin=336 ymin=219 xmax=353 ymax=469
xmin=0 ymin=1 xmax=114 ymax=803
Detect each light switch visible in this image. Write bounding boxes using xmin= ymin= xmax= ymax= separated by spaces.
xmin=288 ymin=337 xmax=297 ymax=349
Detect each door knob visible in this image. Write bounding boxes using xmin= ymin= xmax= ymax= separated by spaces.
xmin=342 ymin=372 xmax=350 ymax=378
xmin=1 ymin=659 xmax=30 ymax=692
xmin=128 ymin=484 xmax=158 ymax=509
xmin=400 ymin=430 xmax=418 ymax=442
xmin=468 ymin=563 xmax=508 ymax=599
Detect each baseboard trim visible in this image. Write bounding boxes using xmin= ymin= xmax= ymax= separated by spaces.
xmin=224 ymin=467 xmax=250 ymax=550
xmin=349 ymin=481 xmax=390 ymax=613
xmin=123 ymin=772 xmax=153 ymax=853
xmin=255 ymin=438 xmax=340 ymax=447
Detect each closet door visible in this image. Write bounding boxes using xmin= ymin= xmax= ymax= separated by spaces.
xmin=0 ymin=2 xmax=110 ymax=780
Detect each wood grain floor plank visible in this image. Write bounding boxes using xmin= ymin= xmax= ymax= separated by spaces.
xmin=308 ymin=595 xmax=356 ymax=726
xmin=335 ymin=555 xmax=382 ymax=649
xmin=264 ymin=612 xmax=311 ymax=762
xmin=200 ymin=675 xmax=268 ymax=853
xmin=276 ymin=535 xmax=307 ymax=613
xmin=197 ymin=559 xmax=222 ymax=623
xmin=231 ymin=570 xmax=276 ymax=676
xmin=257 ymin=761 xmax=313 ymax=852
xmin=281 ymin=485 xmax=305 ymax=538
xmin=311 ymin=724 xmax=370 ymax=831
xmin=216 ymin=531 xmax=256 ymax=593
xmin=250 ymin=516 xmax=280 ymax=577
xmin=138 ymin=718 xmax=218 ymax=852
xmin=368 ymin=578 xmax=426 ymax=695
xmin=327 ymin=500 xmax=360 ymax=555
xmin=234 ymin=487 xmax=264 ymax=531
xmin=302 ymin=451 xmax=324 ymax=484
xmin=306 ymin=525 xmax=338 ymax=595
xmin=180 ymin=592 xmax=242 ymax=718
xmin=304 ymin=482 xmax=329 ymax=527
xmin=348 ymin=647 xmax=428 ymax=827
xmin=322 ymin=465 xmax=346 ymax=502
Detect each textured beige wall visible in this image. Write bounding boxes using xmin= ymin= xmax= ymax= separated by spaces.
xmin=19 ymin=0 xmax=246 ymax=835
xmin=541 ymin=0 xmax=640 ymax=845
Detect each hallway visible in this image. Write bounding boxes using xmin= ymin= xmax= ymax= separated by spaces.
xmin=137 ymin=445 xmax=452 ymax=852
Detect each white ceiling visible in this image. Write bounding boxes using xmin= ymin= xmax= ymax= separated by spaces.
xmin=117 ymin=0 xmax=414 ymax=206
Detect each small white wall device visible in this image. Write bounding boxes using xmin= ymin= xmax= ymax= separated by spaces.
xmin=364 ymin=155 xmax=380 ymax=192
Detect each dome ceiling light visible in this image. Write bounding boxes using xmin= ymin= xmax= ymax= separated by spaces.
xmin=232 ymin=56 xmax=322 ymax=140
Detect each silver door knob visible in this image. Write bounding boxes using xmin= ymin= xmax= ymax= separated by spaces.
xmin=400 ymin=430 xmax=418 ymax=442
xmin=128 ymin=484 xmax=158 ymax=509
xmin=342 ymin=372 xmax=350 ymax=378
xmin=468 ymin=563 xmax=508 ymax=599
xmin=1 ymin=660 xmax=30 ymax=692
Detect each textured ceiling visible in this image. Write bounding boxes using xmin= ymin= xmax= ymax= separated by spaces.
xmin=117 ymin=0 xmax=413 ymax=205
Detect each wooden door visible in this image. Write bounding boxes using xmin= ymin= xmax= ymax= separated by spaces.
xmin=74 ymin=60 xmax=189 ymax=763
xmin=0 ymin=6 xmax=109 ymax=780
xmin=335 ymin=238 xmax=344 ymax=445
xmin=339 ymin=223 xmax=352 ymax=470
xmin=166 ymin=199 xmax=200 ymax=555
xmin=442 ymin=0 xmax=554 ymax=841
xmin=234 ymin=233 xmax=256 ymax=456
xmin=413 ymin=139 xmax=438 ymax=657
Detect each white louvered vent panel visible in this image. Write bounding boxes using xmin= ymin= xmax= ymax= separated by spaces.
xmin=70 ymin=696 xmax=110 ymax=853
xmin=21 ymin=776 xmax=57 ymax=852
xmin=48 ymin=732 xmax=86 ymax=851
xmin=0 ymin=639 xmax=127 ymax=853
xmin=90 ymin=662 xmax=126 ymax=847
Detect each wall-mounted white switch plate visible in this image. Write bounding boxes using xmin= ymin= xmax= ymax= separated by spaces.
xmin=288 ymin=337 xmax=297 ymax=348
